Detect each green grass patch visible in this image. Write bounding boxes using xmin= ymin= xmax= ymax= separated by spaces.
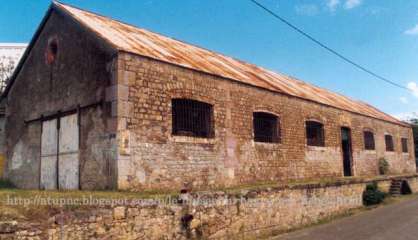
xmin=0 ymin=179 xmax=16 ymax=189
xmin=220 ymin=181 xmax=279 ymax=195
xmin=0 ymin=188 xmax=179 ymax=221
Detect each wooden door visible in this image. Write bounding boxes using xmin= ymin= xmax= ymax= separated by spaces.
xmin=40 ymin=114 xmax=79 ymax=190
xmin=58 ymin=114 xmax=79 ymax=190
xmin=40 ymin=119 xmax=58 ymax=190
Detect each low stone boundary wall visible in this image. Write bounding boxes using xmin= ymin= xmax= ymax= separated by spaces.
xmin=1 ymin=175 xmax=417 ymax=240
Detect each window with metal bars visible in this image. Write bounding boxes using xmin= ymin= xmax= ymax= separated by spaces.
xmin=401 ymin=138 xmax=408 ymax=153
xmin=172 ymin=99 xmax=213 ymax=138
xmin=253 ymin=112 xmax=280 ymax=143
xmin=385 ymin=135 xmax=394 ymax=152
xmin=306 ymin=121 xmax=325 ymax=147
xmin=363 ymin=131 xmax=375 ymax=150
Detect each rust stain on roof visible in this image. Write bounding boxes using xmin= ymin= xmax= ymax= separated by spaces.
xmin=54 ymin=2 xmax=406 ymax=126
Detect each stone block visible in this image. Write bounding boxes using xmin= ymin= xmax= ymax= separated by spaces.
xmin=118 ymin=155 xmax=132 ymax=176
xmin=123 ymin=71 xmax=136 ymax=86
xmin=111 ymin=100 xmax=133 ymax=118
xmin=127 ymin=208 xmax=140 ymax=218
xmin=105 ymin=84 xmax=130 ymax=102
xmin=113 ymin=206 xmax=126 ymax=220
xmin=0 ymin=221 xmax=18 ymax=233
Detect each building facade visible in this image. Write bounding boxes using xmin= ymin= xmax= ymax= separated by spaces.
xmin=2 ymin=3 xmax=416 ymax=190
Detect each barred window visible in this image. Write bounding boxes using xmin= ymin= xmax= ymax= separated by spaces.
xmin=363 ymin=131 xmax=375 ymax=150
xmin=385 ymin=135 xmax=394 ymax=152
xmin=401 ymin=138 xmax=408 ymax=153
xmin=306 ymin=121 xmax=325 ymax=147
xmin=172 ymin=99 xmax=213 ymax=138
xmin=253 ymin=112 xmax=280 ymax=143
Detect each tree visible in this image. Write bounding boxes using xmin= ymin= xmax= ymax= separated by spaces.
xmin=0 ymin=56 xmax=16 ymax=94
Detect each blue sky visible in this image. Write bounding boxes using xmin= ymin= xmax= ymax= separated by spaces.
xmin=1 ymin=0 xmax=418 ymax=119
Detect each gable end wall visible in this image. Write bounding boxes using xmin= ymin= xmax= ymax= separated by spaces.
xmin=5 ymin=10 xmax=118 ymax=189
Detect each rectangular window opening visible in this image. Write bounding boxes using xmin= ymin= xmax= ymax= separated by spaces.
xmin=172 ymin=99 xmax=214 ymax=138
xmin=363 ymin=131 xmax=375 ymax=150
xmin=385 ymin=135 xmax=394 ymax=152
xmin=253 ymin=112 xmax=280 ymax=143
xmin=401 ymin=138 xmax=408 ymax=153
xmin=306 ymin=121 xmax=325 ymax=147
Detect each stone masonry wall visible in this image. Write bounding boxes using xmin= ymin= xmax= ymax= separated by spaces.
xmin=2 ymin=176 xmax=418 ymax=240
xmin=4 ymin=10 xmax=117 ymax=189
xmin=115 ymin=52 xmax=416 ymax=191
xmin=0 ymin=179 xmax=378 ymax=240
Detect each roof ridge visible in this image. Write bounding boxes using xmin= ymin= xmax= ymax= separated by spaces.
xmin=53 ymin=2 xmax=291 ymax=77
xmin=53 ymin=3 xmax=349 ymax=100
xmin=46 ymin=2 xmax=407 ymax=126
xmin=53 ymin=2 xmax=353 ymax=92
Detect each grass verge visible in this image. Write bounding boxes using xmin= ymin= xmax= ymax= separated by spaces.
xmin=0 ymin=188 xmax=178 ymax=221
xmin=0 ymin=179 xmax=16 ymax=189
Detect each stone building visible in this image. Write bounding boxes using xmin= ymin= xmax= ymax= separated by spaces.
xmin=2 ymin=2 xmax=416 ymax=190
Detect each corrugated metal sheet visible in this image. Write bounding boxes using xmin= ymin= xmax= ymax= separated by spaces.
xmin=55 ymin=2 xmax=406 ymax=126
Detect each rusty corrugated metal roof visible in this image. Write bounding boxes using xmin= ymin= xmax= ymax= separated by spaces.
xmin=55 ymin=2 xmax=407 ymax=126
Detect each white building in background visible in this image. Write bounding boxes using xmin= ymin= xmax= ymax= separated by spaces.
xmin=0 ymin=43 xmax=27 ymax=93
xmin=0 ymin=43 xmax=27 ymax=65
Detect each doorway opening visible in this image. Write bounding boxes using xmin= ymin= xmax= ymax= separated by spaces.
xmin=40 ymin=113 xmax=79 ymax=190
xmin=341 ymin=127 xmax=353 ymax=177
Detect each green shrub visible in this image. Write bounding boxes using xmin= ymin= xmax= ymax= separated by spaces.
xmin=363 ymin=182 xmax=385 ymax=206
xmin=378 ymin=158 xmax=389 ymax=175
xmin=0 ymin=179 xmax=16 ymax=189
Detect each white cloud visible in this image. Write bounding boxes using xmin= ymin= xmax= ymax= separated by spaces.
xmin=295 ymin=4 xmax=319 ymax=16
xmin=407 ymin=82 xmax=418 ymax=98
xmin=326 ymin=0 xmax=362 ymax=12
xmin=392 ymin=112 xmax=418 ymax=121
xmin=400 ymin=97 xmax=408 ymax=104
xmin=344 ymin=0 xmax=362 ymax=9
xmin=326 ymin=0 xmax=340 ymax=12
xmin=405 ymin=24 xmax=418 ymax=35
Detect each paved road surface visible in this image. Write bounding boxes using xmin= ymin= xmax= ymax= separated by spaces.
xmin=273 ymin=196 xmax=418 ymax=240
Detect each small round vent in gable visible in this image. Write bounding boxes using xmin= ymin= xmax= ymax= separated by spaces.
xmin=45 ymin=37 xmax=59 ymax=64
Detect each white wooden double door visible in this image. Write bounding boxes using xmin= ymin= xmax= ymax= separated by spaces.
xmin=40 ymin=114 xmax=79 ymax=190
